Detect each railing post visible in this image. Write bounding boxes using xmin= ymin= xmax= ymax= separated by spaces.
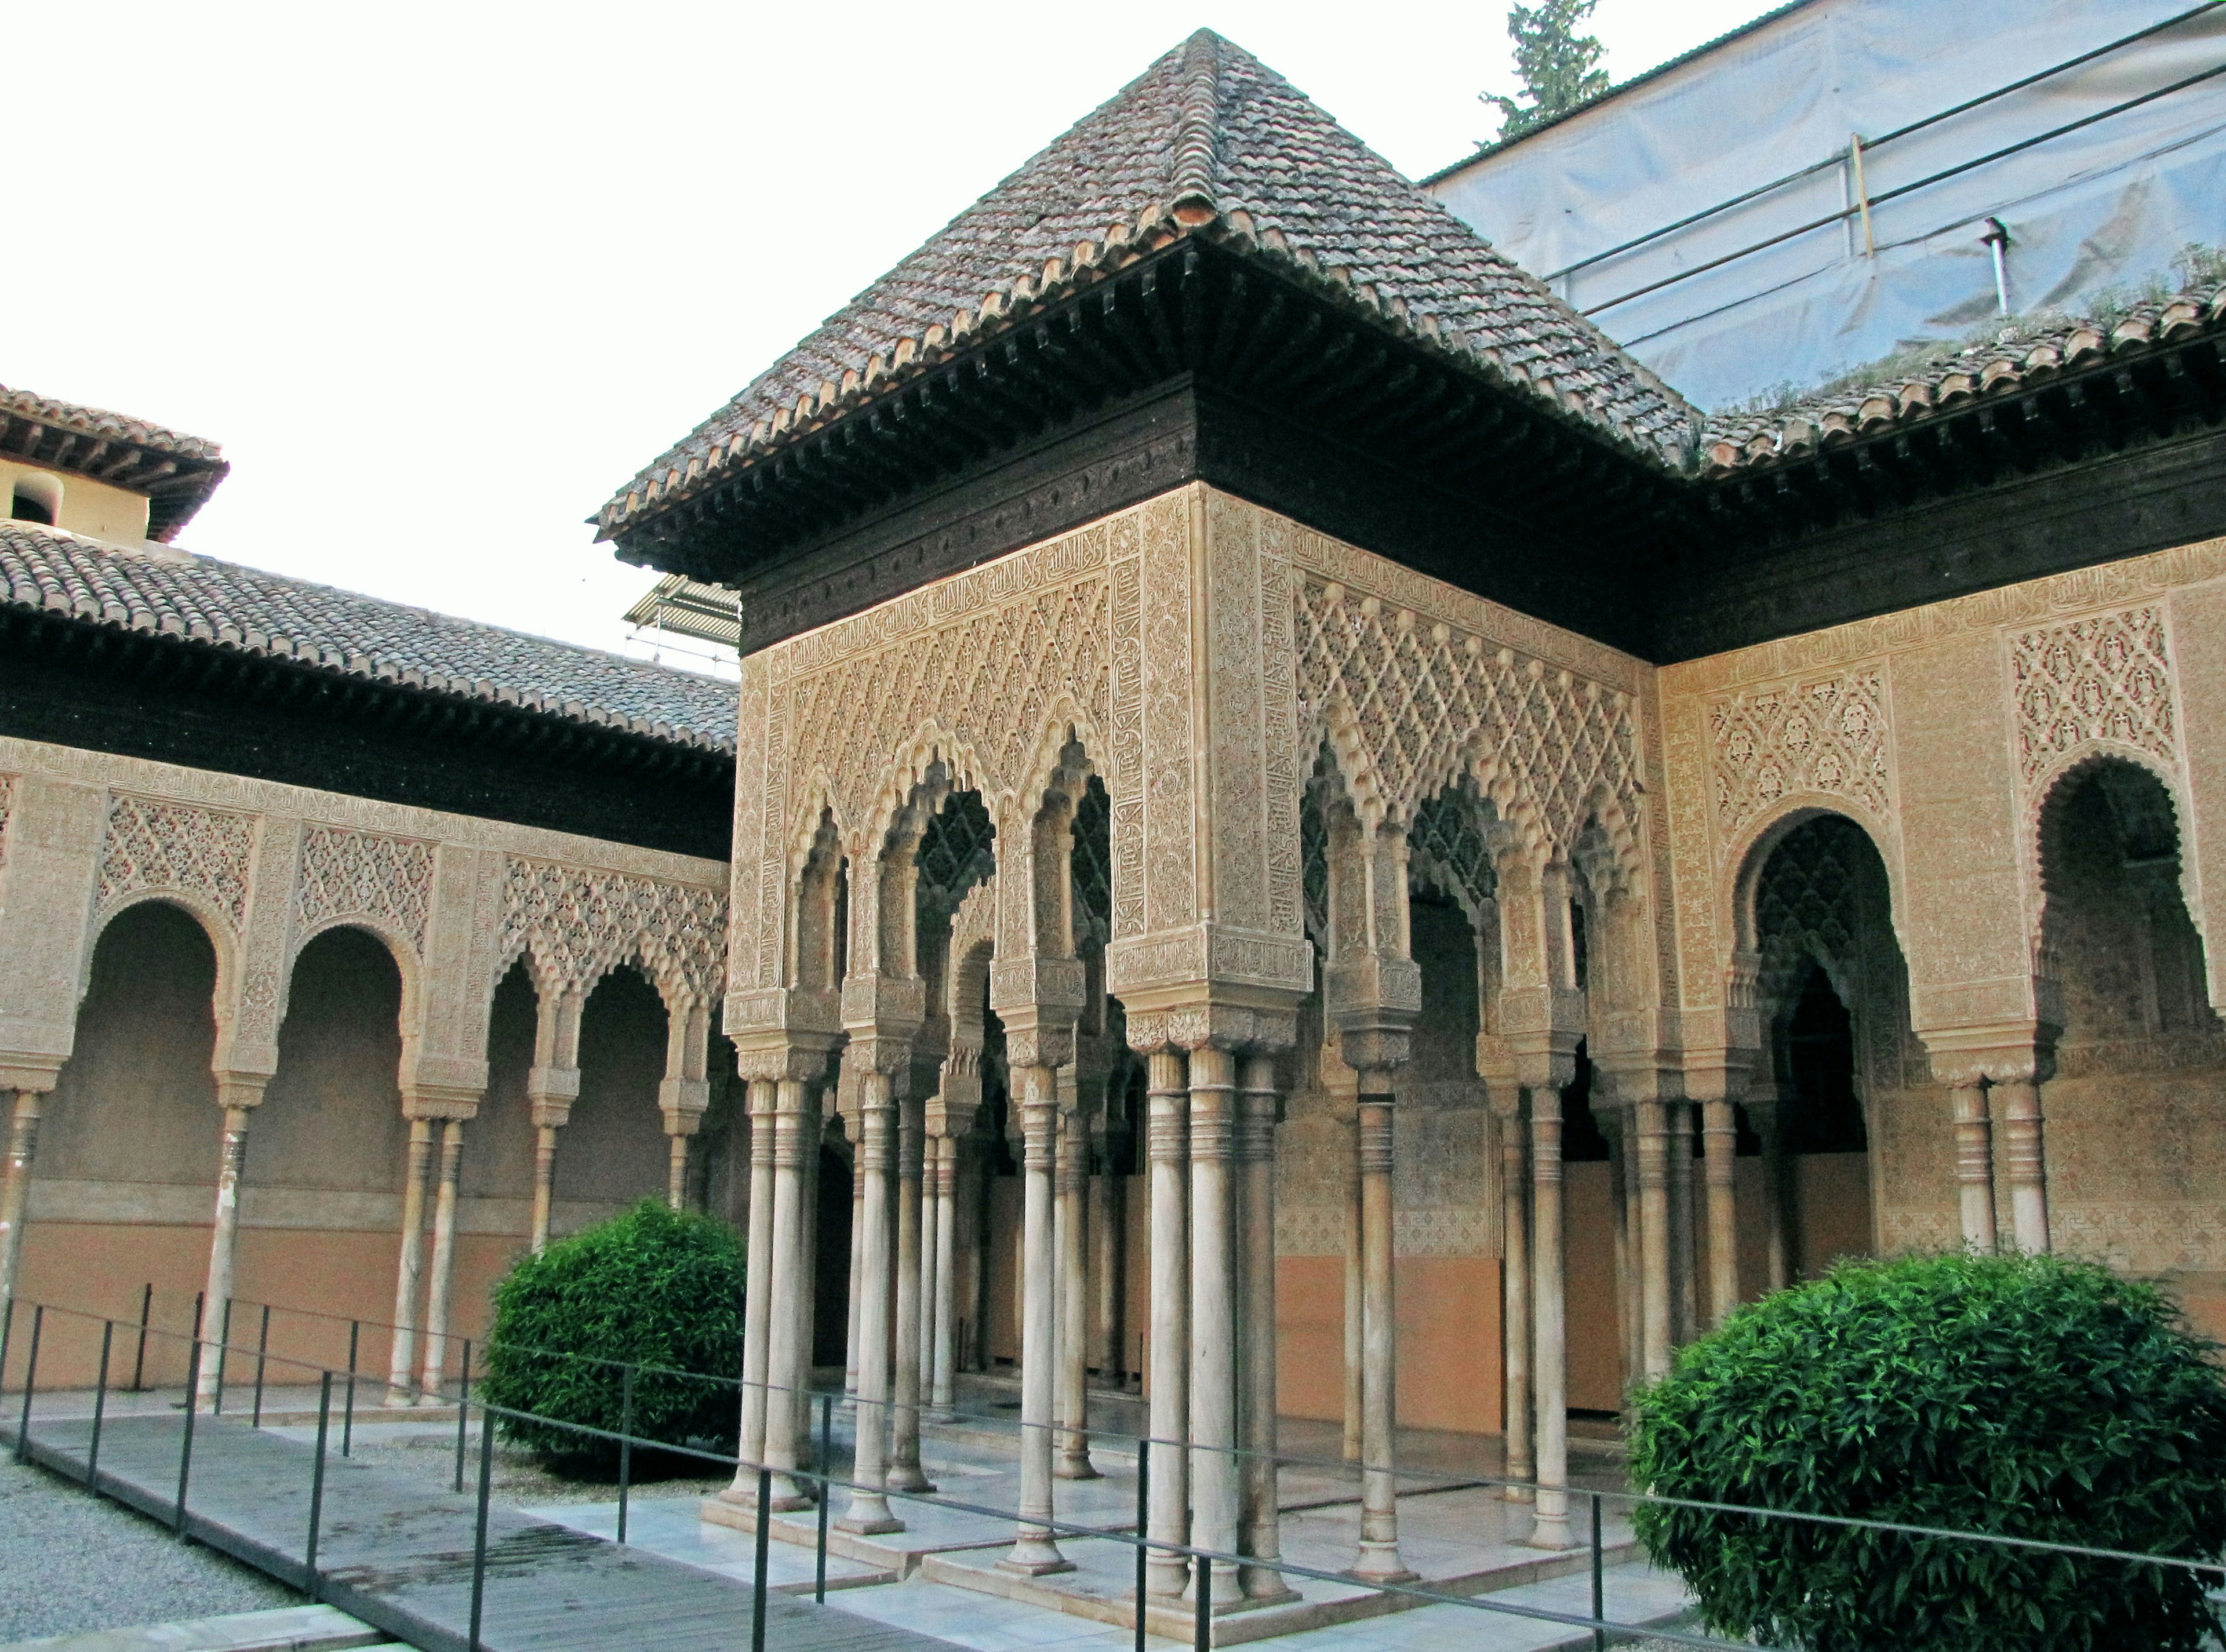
xmin=88 ymin=1319 xmax=114 ymax=1489
xmin=13 ymin=1304 xmax=41 ymax=1465
xmin=1133 ymin=1439 xmax=1150 ymax=1652
xmin=131 ymin=1283 xmax=151 ymax=1392
xmin=1194 ymin=1551 xmax=1210 ymax=1652
xmin=342 ymin=1321 xmax=359 ymax=1458
xmin=814 ymin=1391 xmax=832 ymax=1603
xmin=468 ymin=1395 xmax=494 ymax=1652
xmin=751 ymin=1465 xmax=772 ymax=1652
xmin=0 ymin=1298 xmax=14 ymax=1409
xmin=453 ymin=1340 xmax=473 ymax=1495
xmin=175 ymin=1336 xmax=202 ymax=1535
xmin=305 ymin=1371 xmax=332 ymax=1602
xmin=212 ymin=1298 xmax=232 ymax=1416
xmin=252 ymin=1304 xmax=271 ymax=1428
xmin=1591 ymin=1490 xmax=1605 ymax=1650
xmin=617 ymin=1364 xmax=633 ymax=1545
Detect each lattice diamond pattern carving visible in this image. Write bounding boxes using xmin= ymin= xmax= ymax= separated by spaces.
xmin=99 ymin=795 xmax=255 ymax=928
xmin=1709 ymin=671 xmax=1888 ymax=840
xmin=2013 ymin=607 xmax=2174 ymax=786
xmin=1294 ymin=580 xmax=1638 ymax=849
xmin=1409 ymin=789 xmax=1498 ymax=915
xmin=501 ymin=856 xmax=726 ymax=1001
xmin=297 ymin=827 xmax=434 ymax=952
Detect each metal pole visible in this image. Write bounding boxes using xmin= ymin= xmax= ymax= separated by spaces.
xmin=468 ymin=1397 xmax=494 ymax=1652
xmin=252 ymin=1304 xmax=271 ymax=1428
xmin=751 ymin=1465 xmax=772 ymax=1652
xmin=1194 ymin=1551 xmax=1210 ymax=1652
xmin=814 ymin=1391 xmax=832 ymax=1603
xmin=175 ymin=1337 xmax=202 ymax=1535
xmin=88 ymin=1320 xmax=114 ymax=1489
xmin=1133 ymin=1440 xmax=1150 ymax=1652
xmin=13 ymin=1305 xmax=41 ymax=1465
xmin=305 ymin=1371 xmax=332 ymax=1602
xmin=131 ymin=1283 xmax=151 ymax=1392
xmin=0 ymin=1298 xmax=14 ymax=1407
xmin=1591 ymin=1490 xmax=1606 ymax=1651
xmin=213 ymin=1298 xmax=232 ymax=1416
xmin=617 ymin=1365 xmax=633 ymax=1545
xmin=454 ymin=1340 xmax=473 ymax=1495
xmin=342 ymin=1321 xmax=359 ymax=1458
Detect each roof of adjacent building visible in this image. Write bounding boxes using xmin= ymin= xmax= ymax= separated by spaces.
xmin=0 ymin=522 xmax=739 ymax=754
xmin=598 ymin=29 xmax=1700 ymax=540
xmin=1698 ymin=278 xmax=2226 ymax=476
xmin=0 ymin=383 xmax=231 ymax=541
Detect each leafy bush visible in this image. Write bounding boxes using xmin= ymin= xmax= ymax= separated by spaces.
xmin=1629 ymin=1251 xmax=2226 ymax=1652
xmin=481 ymin=1199 xmax=744 ymax=1475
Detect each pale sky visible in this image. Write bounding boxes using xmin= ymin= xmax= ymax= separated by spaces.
xmin=8 ymin=1 xmax=1778 ymax=666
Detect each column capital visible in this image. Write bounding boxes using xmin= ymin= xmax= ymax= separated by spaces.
xmin=1921 ymin=1022 xmax=2054 ymax=1086
xmin=212 ymin=1071 xmax=274 ymax=1112
xmin=0 ymin=1058 xmax=64 ymax=1097
xmin=403 ymin=1083 xmax=483 ymax=1122
xmin=1125 ymin=999 xmax=1296 ymax=1058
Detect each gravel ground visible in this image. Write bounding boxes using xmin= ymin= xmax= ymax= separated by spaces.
xmin=0 ymin=1455 xmax=294 ymax=1642
xmin=330 ymin=1423 xmax=730 ymax=1506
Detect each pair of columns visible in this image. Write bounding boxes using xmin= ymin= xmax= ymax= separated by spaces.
xmin=734 ymin=1056 xmax=831 ymax=1509
xmin=1489 ymin=1078 xmax=1579 ymax=1552
xmin=1942 ymin=1057 xmax=2052 ymax=1254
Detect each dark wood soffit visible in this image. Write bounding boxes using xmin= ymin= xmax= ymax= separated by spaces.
xmin=0 ymin=609 xmax=733 ymax=860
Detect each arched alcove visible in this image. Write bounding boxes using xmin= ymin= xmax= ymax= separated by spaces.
xmin=552 ymin=964 xmax=670 ymax=1224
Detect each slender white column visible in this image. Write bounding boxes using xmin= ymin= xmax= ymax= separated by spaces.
xmin=1237 ymin=1054 xmax=1291 ymax=1602
xmin=1667 ymin=1101 xmax=1699 ymax=1341
xmin=1702 ymin=1099 xmax=1740 ymax=1326
xmin=529 ymin=1126 xmax=559 ymax=1252
xmin=1054 ymin=1094 xmax=1097 ymax=1480
xmin=419 ymin=1119 xmax=465 ymax=1398
xmin=1527 ymin=1086 xmax=1571 ymax=1549
xmin=1749 ymin=1097 xmax=1789 ymax=1290
xmin=1002 ymin=1064 xmax=1071 ymax=1573
xmin=197 ymin=1104 xmax=254 ymax=1404
xmin=526 ymin=990 xmax=582 ymax=1254
xmin=1341 ymin=1111 xmax=1363 ymax=1463
xmin=385 ymin=1118 xmax=434 ymax=1404
xmin=1951 ymin=1079 xmax=1997 ymax=1251
xmin=917 ymin=1128 xmax=942 ymax=1414
xmin=1497 ymin=1101 xmax=1532 ymax=1500
xmin=732 ymin=1076 xmax=820 ymax=1511
xmin=1353 ymin=1077 xmax=1413 ymax=1581
xmin=1606 ymin=1108 xmax=1639 ymax=1392
xmin=1635 ymin=1097 xmax=1672 ymax=1380
xmin=792 ymin=1116 xmax=822 ymax=1472
xmin=929 ymin=1134 xmax=960 ymax=1419
xmin=739 ymin=1080 xmax=779 ymax=1469
xmin=665 ymin=1134 xmax=690 ymax=1210
xmin=889 ymin=1096 xmax=934 ymax=1495
xmin=1998 ymin=1076 xmax=2051 ymax=1253
xmin=1187 ymin=1046 xmax=1242 ymax=1605
xmin=0 ymin=1092 xmax=39 ymax=1309
xmin=1090 ymin=1120 xmax=1119 ymax=1386
xmin=841 ymin=1072 xmax=903 ymax=1534
xmin=1144 ymin=1049 xmax=1190 ymax=1597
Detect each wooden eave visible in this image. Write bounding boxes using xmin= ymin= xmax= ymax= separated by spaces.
xmin=0 ymin=412 xmax=230 ymax=541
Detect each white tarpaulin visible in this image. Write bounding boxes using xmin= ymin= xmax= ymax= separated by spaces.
xmin=1424 ymin=0 xmax=2226 ymax=409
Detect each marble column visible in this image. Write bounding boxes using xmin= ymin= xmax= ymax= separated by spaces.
xmin=1054 ymin=1091 xmax=1097 ymax=1480
xmin=1526 ymin=1085 xmax=1572 ymax=1549
xmin=1002 ymin=1062 xmax=1070 ymax=1573
xmin=845 ymin=1171 xmax=866 ymax=1402
xmin=665 ymin=1134 xmax=690 ymax=1209
xmin=722 ymin=1072 xmax=821 ymax=1512
xmin=916 ymin=1126 xmax=942 ymax=1414
xmin=889 ymin=1094 xmax=934 ymax=1495
xmin=1634 ymin=1096 xmax=1672 ymax=1380
xmin=0 ymin=1091 xmax=41 ymax=1309
xmin=840 ymin=1071 xmax=903 ymax=1534
xmin=1089 ymin=1111 xmax=1120 ymax=1388
xmin=419 ymin=1119 xmax=465 ymax=1398
xmin=1950 ymin=1079 xmax=1996 ymax=1251
xmin=1340 ymin=1108 xmax=1363 ymax=1464
xmin=928 ymin=1134 xmax=961 ymax=1420
xmin=738 ymin=1079 xmax=779 ymax=1469
xmin=1237 ymin=1053 xmax=1292 ymax=1603
xmin=1701 ymin=1098 xmax=1740 ymax=1326
xmin=1496 ymin=1098 xmax=1532 ymax=1500
xmin=529 ymin=1123 xmax=561 ymax=1251
xmin=1144 ymin=1048 xmax=1190 ymax=1598
xmin=198 ymin=1101 xmax=255 ymax=1404
xmin=1667 ymin=1101 xmax=1700 ymax=1341
xmin=1604 ymin=1107 xmax=1639 ymax=1391
xmin=1996 ymin=1075 xmax=2050 ymax=1253
xmin=526 ymin=989 xmax=582 ymax=1254
xmin=385 ymin=1118 xmax=434 ymax=1404
xmin=1749 ymin=1096 xmax=1789 ymax=1291
xmin=1352 ymin=1076 xmax=1413 ymax=1581
xmin=1187 ymin=1045 xmax=1242 ymax=1606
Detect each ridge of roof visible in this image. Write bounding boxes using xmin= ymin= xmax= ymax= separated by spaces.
xmin=1697 ymin=279 xmax=2226 ymax=476
xmin=598 ymin=30 xmax=1701 ymax=543
xmin=0 ymin=522 xmax=738 ymax=754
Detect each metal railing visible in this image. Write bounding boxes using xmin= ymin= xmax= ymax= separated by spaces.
xmin=5 ymin=1291 xmax=2223 ymax=1652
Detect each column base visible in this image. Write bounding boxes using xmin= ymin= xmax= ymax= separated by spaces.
xmin=1053 ymin=1456 xmax=1101 ymax=1481
xmin=998 ymin=1538 xmax=1074 ymax=1577
xmin=1144 ymin=1559 xmax=1191 ymax=1599
xmin=836 ymin=1504 xmax=905 ymax=1536
xmin=1501 ymin=1483 xmax=1535 ymax=1504
xmin=1523 ymin=1513 xmax=1575 ymax=1550
xmin=886 ymin=1467 xmax=938 ymax=1494
xmin=1347 ymin=1543 xmax=1416 ymax=1586
xmin=1239 ymin=1567 xmax=1301 ymax=1606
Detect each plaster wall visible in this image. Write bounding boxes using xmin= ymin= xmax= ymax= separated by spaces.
xmin=1 ymin=461 xmax=150 ymax=544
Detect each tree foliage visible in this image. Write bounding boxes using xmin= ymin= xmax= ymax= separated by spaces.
xmin=481 ymin=1199 xmax=745 ymax=1475
xmin=1482 ymin=0 xmax=1610 ymax=143
xmin=1628 ymin=1251 xmax=2226 ymax=1651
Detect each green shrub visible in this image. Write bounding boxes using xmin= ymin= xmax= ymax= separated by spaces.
xmin=481 ymin=1199 xmax=744 ymax=1475
xmin=1629 ymin=1251 xmax=2226 ymax=1652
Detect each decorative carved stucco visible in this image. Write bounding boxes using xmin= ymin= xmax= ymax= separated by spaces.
xmin=500 ymin=856 xmax=726 ymax=1004
xmin=296 ymin=825 xmax=435 ymax=953
xmin=0 ymin=772 xmax=14 ymax=867
xmin=99 ymin=795 xmax=256 ymax=929
xmin=2012 ymin=606 xmax=2175 ymax=789
xmin=1709 ymin=671 xmax=1890 ymax=845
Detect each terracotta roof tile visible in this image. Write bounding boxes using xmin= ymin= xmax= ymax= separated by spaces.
xmin=600 ymin=30 xmax=1700 ymax=537
xmin=0 ymin=523 xmax=737 ymax=753
xmin=0 ymin=382 xmax=230 ymax=540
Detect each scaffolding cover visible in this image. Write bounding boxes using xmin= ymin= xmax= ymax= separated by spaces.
xmin=1425 ymin=0 xmax=2226 ymax=409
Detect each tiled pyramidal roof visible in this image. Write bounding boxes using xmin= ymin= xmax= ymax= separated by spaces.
xmin=0 ymin=383 xmax=230 ymax=540
xmin=599 ymin=30 xmax=1701 ymax=537
xmin=1700 ymin=281 xmax=2226 ymax=476
xmin=0 ymin=522 xmax=739 ymax=753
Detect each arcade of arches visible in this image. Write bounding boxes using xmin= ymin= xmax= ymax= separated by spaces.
xmin=7 ymin=492 xmax=2226 ymax=1587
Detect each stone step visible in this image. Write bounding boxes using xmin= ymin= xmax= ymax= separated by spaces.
xmin=0 ymin=1604 xmax=398 ymax=1652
